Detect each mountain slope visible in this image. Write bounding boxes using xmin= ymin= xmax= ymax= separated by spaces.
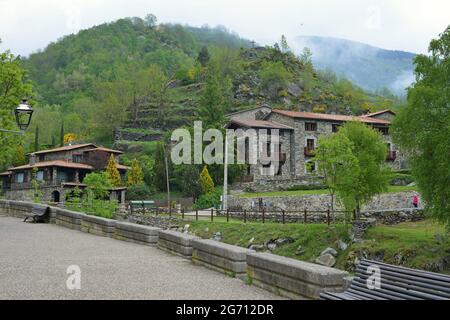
xmin=293 ymin=36 xmax=416 ymax=96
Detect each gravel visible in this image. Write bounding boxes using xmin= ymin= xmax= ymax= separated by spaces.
xmin=0 ymin=216 xmax=281 ymax=300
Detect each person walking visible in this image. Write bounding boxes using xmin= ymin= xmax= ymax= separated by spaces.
xmin=412 ymin=193 xmax=419 ymax=208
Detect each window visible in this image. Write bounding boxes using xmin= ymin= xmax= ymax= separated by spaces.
xmin=73 ymin=154 xmax=82 ymax=163
xmin=305 ymin=161 xmax=316 ymax=174
xmin=377 ymin=127 xmax=389 ymax=135
xmin=332 ymin=123 xmax=341 ymax=133
xmin=306 ymin=139 xmax=315 ymax=150
xmin=16 ymin=172 xmax=24 ymax=183
xmin=38 ymin=154 xmax=45 ymax=162
xmin=36 ymin=170 xmax=44 ymax=181
xmin=305 ymin=122 xmax=317 ymax=131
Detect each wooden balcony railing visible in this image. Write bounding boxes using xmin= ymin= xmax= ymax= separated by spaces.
xmin=386 ymin=150 xmax=397 ymax=161
xmin=235 ymin=175 xmax=254 ymax=183
xmin=304 ymin=147 xmax=316 ymax=157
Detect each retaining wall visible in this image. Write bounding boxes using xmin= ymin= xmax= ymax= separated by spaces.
xmin=192 ymin=239 xmax=251 ymax=279
xmin=158 ymin=230 xmax=200 ymax=258
xmin=55 ymin=208 xmax=84 ymax=230
xmin=247 ymin=252 xmax=349 ymax=299
xmin=114 ymin=221 xmax=160 ymax=245
xmin=81 ymin=215 xmax=116 ymax=237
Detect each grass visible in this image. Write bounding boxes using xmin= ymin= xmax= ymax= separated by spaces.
xmin=239 ymin=185 xmax=417 ymax=198
xmin=183 ymin=217 xmax=450 ymax=274
xmin=337 ymin=220 xmax=450 ymax=272
xmin=187 ymin=220 xmax=350 ymax=262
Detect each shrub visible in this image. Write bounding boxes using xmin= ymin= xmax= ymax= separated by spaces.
xmin=193 ymin=187 xmax=222 ymax=210
xmin=126 ymin=183 xmax=152 ymax=201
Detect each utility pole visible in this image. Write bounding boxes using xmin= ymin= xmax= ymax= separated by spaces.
xmin=222 ymin=134 xmax=228 ymax=211
xmin=164 ymin=144 xmax=171 ymax=213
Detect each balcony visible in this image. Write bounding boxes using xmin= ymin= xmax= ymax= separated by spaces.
xmin=235 ymin=175 xmax=254 ymax=183
xmin=304 ymin=147 xmax=316 ymax=157
xmin=386 ymin=150 xmax=397 ymax=161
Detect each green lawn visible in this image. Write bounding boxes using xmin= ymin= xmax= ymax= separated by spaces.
xmin=187 ymin=220 xmax=350 ymax=262
xmin=336 ymin=220 xmax=450 ymax=273
xmin=183 ymin=218 xmax=449 ymax=274
xmin=239 ymin=185 xmax=417 ymax=198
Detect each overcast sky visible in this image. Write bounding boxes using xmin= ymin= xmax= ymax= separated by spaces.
xmin=0 ymin=0 xmax=448 ymax=56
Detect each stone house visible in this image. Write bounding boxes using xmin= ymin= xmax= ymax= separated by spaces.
xmin=227 ymin=107 xmax=405 ymax=192
xmin=0 ymin=143 xmax=129 ymax=203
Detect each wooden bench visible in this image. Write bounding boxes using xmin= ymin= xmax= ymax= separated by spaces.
xmin=23 ymin=205 xmax=50 ymax=223
xmin=320 ymin=259 xmax=450 ymax=300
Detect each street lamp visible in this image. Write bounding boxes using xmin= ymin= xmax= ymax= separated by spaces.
xmin=0 ymin=99 xmax=34 ymax=134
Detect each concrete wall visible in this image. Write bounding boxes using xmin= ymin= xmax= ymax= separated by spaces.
xmin=247 ymin=252 xmax=348 ymax=299
xmin=0 ymin=199 xmax=351 ymax=300
xmin=158 ymin=230 xmax=200 ymax=258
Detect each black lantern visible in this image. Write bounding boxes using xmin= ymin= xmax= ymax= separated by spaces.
xmin=14 ymin=99 xmax=34 ymax=132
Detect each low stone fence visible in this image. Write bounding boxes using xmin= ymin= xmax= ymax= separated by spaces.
xmin=55 ymin=208 xmax=83 ymax=230
xmin=192 ymin=239 xmax=250 ymax=280
xmin=247 ymin=252 xmax=349 ymax=299
xmin=81 ymin=215 xmax=116 ymax=237
xmin=0 ymin=199 xmax=352 ymax=299
xmin=114 ymin=221 xmax=160 ymax=246
xmin=228 ymin=191 xmax=423 ymax=224
xmin=158 ymin=230 xmax=199 ymax=258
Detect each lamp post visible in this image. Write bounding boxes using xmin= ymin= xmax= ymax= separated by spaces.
xmin=0 ymin=99 xmax=34 ymax=134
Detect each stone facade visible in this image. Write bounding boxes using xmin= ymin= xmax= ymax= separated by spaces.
xmin=228 ymin=107 xmax=407 ymax=191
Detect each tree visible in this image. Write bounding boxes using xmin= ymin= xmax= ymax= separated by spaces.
xmin=64 ymin=133 xmax=77 ymax=144
xmin=317 ymin=121 xmax=390 ymax=218
xmin=105 ymin=154 xmax=122 ymax=187
xmin=314 ymin=133 xmax=358 ymax=213
xmin=0 ymin=43 xmax=34 ymax=171
xmin=83 ymin=172 xmax=112 ymax=199
xmin=174 ymin=164 xmax=202 ymax=200
xmin=280 ymin=35 xmax=290 ymax=52
xmin=59 ymin=121 xmax=64 ymax=146
xmin=153 ymin=142 xmax=168 ymax=191
xmin=199 ymin=73 xmax=226 ymax=128
xmin=392 ymin=26 xmax=450 ymax=225
xmin=197 ymin=46 xmax=210 ymax=67
xmin=200 ymin=165 xmax=215 ymax=195
xmin=127 ymin=158 xmax=144 ymax=186
xmin=34 ymin=126 xmax=39 ymax=152
xmin=144 ymin=14 xmax=157 ymax=28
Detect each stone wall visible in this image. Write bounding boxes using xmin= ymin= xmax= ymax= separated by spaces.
xmin=228 ymin=191 xmax=422 ymax=217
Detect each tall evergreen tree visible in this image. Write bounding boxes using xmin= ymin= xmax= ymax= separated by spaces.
xmin=59 ymin=121 xmax=64 ymax=147
xmin=199 ymin=74 xmax=226 ymax=128
xmin=105 ymin=154 xmax=122 ymax=187
xmin=34 ymin=126 xmax=39 ymax=152
xmin=197 ymin=46 xmax=210 ymax=67
xmin=127 ymin=158 xmax=144 ymax=186
xmin=153 ymin=142 xmax=168 ymax=191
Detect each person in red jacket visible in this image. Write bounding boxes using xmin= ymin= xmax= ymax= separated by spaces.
xmin=412 ymin=194 xmax=419 ymax=208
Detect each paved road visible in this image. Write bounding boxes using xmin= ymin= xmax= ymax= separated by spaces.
xmin=0 ymin=215 xmax=280 ymax=300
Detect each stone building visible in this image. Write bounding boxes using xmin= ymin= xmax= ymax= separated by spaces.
xmin=227 ymin=107 xmax=405 ymax=192
xmin=0 ymin=143 xmax=129 ymax=203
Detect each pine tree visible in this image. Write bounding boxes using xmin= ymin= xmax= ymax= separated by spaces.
xmin=199 ymin=165 xmax=215 ymax=195
xmin=197 ymin=46 xmax=210 ymax=67
xmin=127 ymin=158 xmax=144 ymax=186
xmin=105 ymin=154 xmax=122 ymax=187
xmin=34 ymin=126 xmax=39 ymax=152
xmin=153 ymin=142 xmax=167 ymax=191
xmin=199 ymin=74 xmax=226 ymax=128
xmin=59 ymin=121 xmax=64 ymax=147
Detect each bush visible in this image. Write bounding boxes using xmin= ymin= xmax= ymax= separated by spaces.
xmin=193 ymin=187 xmax=222 ymax=210
xmin=389 ymin=173 xmax=415 ymax=186
xmin=285 ymin=184 xmax=328 ymax=191
xmin=126 ymin=183 xmax=152 ymax=201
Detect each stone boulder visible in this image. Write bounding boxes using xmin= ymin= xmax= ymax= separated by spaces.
xmin=315 ymin=253 xmax=336 ymax=267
